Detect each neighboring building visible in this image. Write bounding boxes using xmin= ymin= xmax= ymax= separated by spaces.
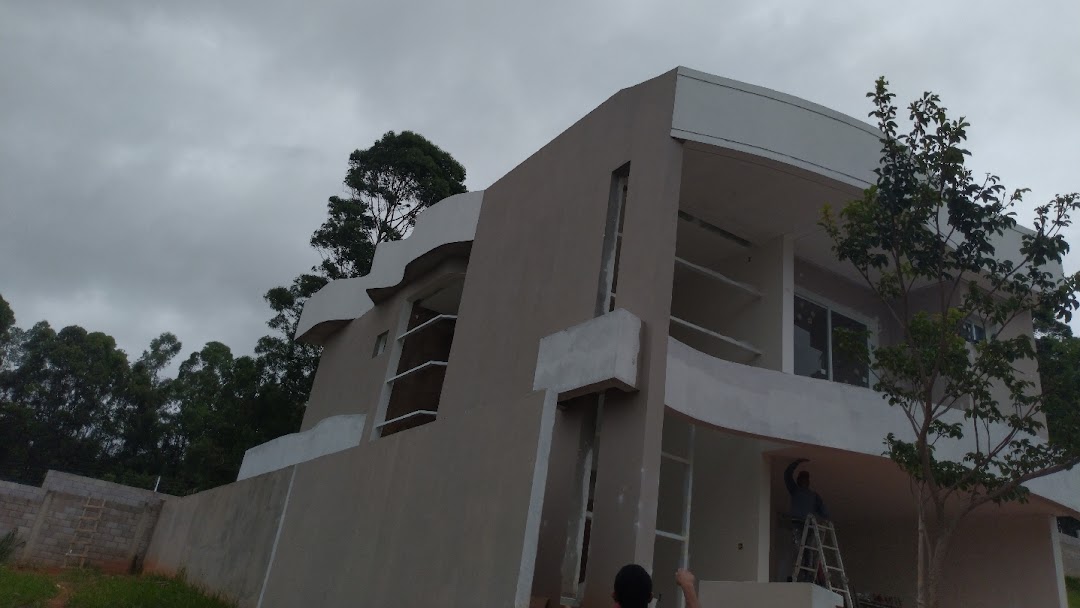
xmin=146 ymin=67 xmax=1080 ymax=608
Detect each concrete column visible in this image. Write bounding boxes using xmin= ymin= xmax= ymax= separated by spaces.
xmin=723 ymin=233 xmax=794 ymax=373
xmin=20 ymin=491 xmax=53 ymax=564
xmin=582 ymin=127 xmax=683 ymax=604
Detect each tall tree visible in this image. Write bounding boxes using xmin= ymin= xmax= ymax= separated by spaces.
xmin=822 ymin=78 xmax=1080 ymax=607
xmin=311 ymin=130 xmax=467 ymax=279
xmin=0 ymin=322 xmax=132 ymax=481
xmin=258 ymin=130 xmax=467 ymax=426
xmin=111 ymin=332 xmax=182 ymax=484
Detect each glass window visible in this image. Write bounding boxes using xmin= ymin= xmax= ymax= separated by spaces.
xmin=962 ymin=321 xmax=986 ymax=344
xmin=831 ymin=311 xmax=870 ymax=387
xmin=372 ymin=331 xmax=388 ymax=357
xmin=794 ymin=296 xmax=829 ymax=380
xmin=794 ymin=295 xmax=870 ymax=388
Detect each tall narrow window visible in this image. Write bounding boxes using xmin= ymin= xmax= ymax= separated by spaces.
xmin=596 ymin=165 xmax=630 ymax=315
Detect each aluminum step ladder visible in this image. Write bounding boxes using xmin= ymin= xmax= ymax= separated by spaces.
xmin=791 ymin=514 xmax=854 ymax=607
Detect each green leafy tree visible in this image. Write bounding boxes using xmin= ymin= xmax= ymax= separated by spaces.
xmin=111 ymin=333 xmax=182 ymax=485
xmin=311 ymin=130 xmax=467 ymax=279
xmin=822 ymin=78 xmax=1080 ymax=608
xmin=0 ymin=322 xmax=131 ymax=481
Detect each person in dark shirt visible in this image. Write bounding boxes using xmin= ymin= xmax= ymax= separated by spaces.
xmin=785 ymin=458 xmax=829 ymax=521
xmin=784 ymin=458 xmax=829 ymax=583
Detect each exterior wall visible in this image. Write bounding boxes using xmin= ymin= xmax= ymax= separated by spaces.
xmin=433 ymin=70 xmax=684 ymax=607
xmin=689 ymin=429 xmax=771 ymax=584
xmin=698 ymin=581 xmax=842 ymax=608
xmin=1060 ymin=532 xmax=1080 ymax=578
xmin=840 ymin=519 xmax=917 ymax=606
xmin=259 ymin=390 xmax=556 ymax=608
xmin=940 ymin=515 xmax=1066 ymax=608
xmin=0 ymin=478 xmax=43 ymax=541
xmin=300 ymin=257 xmax=467 ymax=431
xmin=144 ymin=467 xmax=293 ymax=608
xmin=0 ymin=472 xmax=164 ymax=572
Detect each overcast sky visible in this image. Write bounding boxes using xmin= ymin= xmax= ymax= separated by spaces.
xmin=2 ymin=0 xmax=1078 ymax=365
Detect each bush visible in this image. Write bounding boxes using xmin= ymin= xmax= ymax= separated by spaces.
xmin=0 ymin=530 xmax=25 ymax=564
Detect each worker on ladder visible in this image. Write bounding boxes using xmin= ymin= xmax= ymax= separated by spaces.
xmin=784 ymin=458 xmax=830 ymax=583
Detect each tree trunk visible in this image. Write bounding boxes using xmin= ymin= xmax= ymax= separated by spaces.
xmin=916 ymin=503 xmax=956 ymax=608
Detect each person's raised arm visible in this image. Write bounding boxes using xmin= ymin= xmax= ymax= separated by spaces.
xmin=784 ymin=458 xmax=807 ymax=494
xmin=676 ymin=569 xmax=700 ymax=608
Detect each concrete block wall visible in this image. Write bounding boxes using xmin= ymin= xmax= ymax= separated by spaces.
xmin=0 ymin=479 xmax=46 ymax=540
xmin=0 ymin=471 xmax=165 ymax=572
xmin=1061 ymin=533 xmax=1080 ymax=578
xmin=42 ymin=471 xmax=164 ymax=508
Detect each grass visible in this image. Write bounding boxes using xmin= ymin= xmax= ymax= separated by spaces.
xmin=0 ymin=566 xmax=233 ymax=608
xmin=1067 ymin=576 xmax=1080 ymax=608
xmin=0 ymin=567 xmax=59 ymax=608
xmin=67 ymin=572 xmax=234 ymax=608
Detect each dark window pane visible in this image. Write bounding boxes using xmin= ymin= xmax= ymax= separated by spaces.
xmin=962 ymin=321 xmax=986 ymax=344
xmin=794 ymin=296 xmax=829 ymax=380
xmin=831 ymin=311 xmax=869 ymax=387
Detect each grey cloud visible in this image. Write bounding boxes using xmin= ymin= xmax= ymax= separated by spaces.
xmin=1 ymin=0 xmax=1077 ymax=364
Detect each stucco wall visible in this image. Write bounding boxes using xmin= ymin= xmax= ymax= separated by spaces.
xmin=259 ymin=390 xmax=556 ymax=608
xmin=940 ymin=515 xmax=1065 ymax=608
xmin=1060 ymin=533 xmax=1080 ymax=578
xmin=689 ymin=428 xmax=770 ymax=584
xmin=433 ymin=70 xmax=684 ymax=608
xmin=143 ymin=467 xmax=293 ymax=607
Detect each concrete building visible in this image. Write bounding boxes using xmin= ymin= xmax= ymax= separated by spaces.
xmin=147 ymin=67 xmax=1080 ymax=608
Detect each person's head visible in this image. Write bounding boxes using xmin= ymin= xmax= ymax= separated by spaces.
xmin=613 ymin=564 xmax=653 ymax=608
xmin=797 ymin=470 xmax=810 ymax=489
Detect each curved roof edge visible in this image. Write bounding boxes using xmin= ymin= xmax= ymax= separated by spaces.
xmin=671 ymin=66 xmax=1062 ymax=280
xmin=665 ymin=337 xmax=1080 ymax=516
xmin=295 ymin=190 xmax=485 ymax=344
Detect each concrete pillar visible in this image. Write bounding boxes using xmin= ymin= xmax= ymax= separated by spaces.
xmin=723 ymin=233 xmax=795 ymax=373
xmin=581 ymin=129 xmax=683 ymax=605
xmin=20 ymin=491 xmax=53 ymax=564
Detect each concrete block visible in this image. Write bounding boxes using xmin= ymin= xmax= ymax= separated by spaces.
xmin=533 ymin=308 xmax=642 ymax=400
xmin=238 ymin=414 xmax=366 ymax=481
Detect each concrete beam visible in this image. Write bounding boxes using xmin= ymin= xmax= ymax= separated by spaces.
xmin=532 ymin=308 xmax=642 ymax=401
xmin=237 ymin=414 xmax=366 ymax=481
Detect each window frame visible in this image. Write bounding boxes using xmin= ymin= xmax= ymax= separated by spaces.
xmin=370 ymin=272 xmax=466 ymax=440
xmin=793 ymin=288 xmax=879 ymax=387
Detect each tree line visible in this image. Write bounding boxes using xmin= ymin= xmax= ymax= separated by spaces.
xmin=0 ymin=131 xmax=466 ymax=495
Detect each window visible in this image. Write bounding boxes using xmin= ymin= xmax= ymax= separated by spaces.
xmin=374 ymin=277 xmax=464 ymax=437
xmin=372 ymin=331 xmax=388 ymax=357
xmin=962 ymin=320 xmax=986 ymax=344
xmin=794 ymin=295 xmax=870 ymax=387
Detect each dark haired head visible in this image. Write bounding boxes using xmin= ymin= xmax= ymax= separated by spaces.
xmin=613 ymin=564 xmax=653 ymax=608
xmin=797 ymin=470 xmax=810 ymax=488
